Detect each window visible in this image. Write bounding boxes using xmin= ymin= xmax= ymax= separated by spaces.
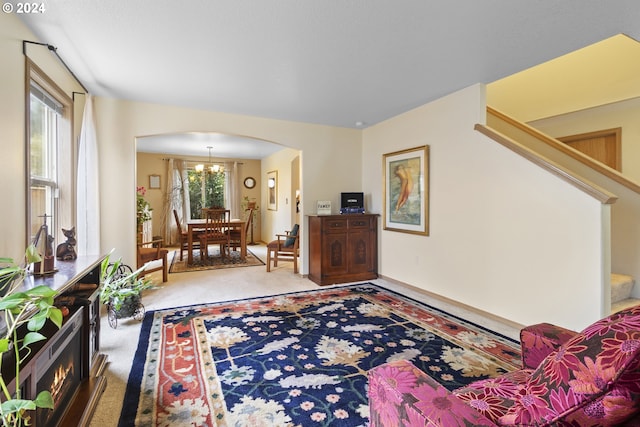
xmin=187 ymin=166 xmax=225 ymax=219
xmin=27 ymin=60 xmax=73 ymax=248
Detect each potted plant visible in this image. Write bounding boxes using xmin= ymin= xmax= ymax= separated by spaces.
xmin=0 ymin=245 xmax=62 ymax=426
xmin=136 ymin=186 xmax=152 ymax=243
xmin=99 ymin=254 xmax=154 ymax=329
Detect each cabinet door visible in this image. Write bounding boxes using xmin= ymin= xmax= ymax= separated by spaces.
xmin=321 ymin=233 xmax=349 ymax=276
xmin=347 ymin=217 xmax=375 ymax=275
xmin=347 ymin=230 xmax=374 ymax=274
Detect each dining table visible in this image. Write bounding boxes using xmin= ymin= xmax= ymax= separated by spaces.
xmin=186 ymin=218 xmax=246 ymax=265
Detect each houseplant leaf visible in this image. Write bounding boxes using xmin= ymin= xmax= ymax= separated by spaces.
xmin=27 ymin=312 xmax=47 ymax=331
xmin=22 ymin=331 xmax=47 ymax=349
xmin=33 ymin=391 xmax=54 ymax=409
xmin=1 ymin=398 xmax=36 ymax=415
xmin=0 ymin=338 xmax=10 ymax=354
xmin=0 ymin=292 xmax=28 ymax=310
xmin=47 ymin=307 xmax=63 ymax=329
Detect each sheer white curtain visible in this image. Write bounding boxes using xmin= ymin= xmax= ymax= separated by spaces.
xmin=76 ymin=94 xmax=100 ymax=255
xmin=224 ymin=162 xmax=241 ymax=219
xmin=163 ymin=159 xmax=191 ymax=245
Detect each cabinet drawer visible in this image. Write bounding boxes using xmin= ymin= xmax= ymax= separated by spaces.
xmin=324 ymin=218 xmax=348 ymax=232
xmin=348 ymin=217 xmax=371 ymax=229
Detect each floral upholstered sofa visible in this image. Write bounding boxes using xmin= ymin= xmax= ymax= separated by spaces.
xmin=368 ymin=305 xmax=640 ymax=426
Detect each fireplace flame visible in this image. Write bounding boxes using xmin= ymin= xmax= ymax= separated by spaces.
xmin=50 ymin=363 xmax=74 ymax=403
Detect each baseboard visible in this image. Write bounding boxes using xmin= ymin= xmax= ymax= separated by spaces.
xmin=378 ymin=274 xmax=525 ymax=334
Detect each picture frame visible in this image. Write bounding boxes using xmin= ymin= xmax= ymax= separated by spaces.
xmin=267 ymin=170 xmax=278 ymax=211
xmin=316 ymin=200 xmax=332 ymax=215
xmin=383 ymin=145 xmax=429 ymax=235
xmin=149 ymin=174 xmax=161 ymax=189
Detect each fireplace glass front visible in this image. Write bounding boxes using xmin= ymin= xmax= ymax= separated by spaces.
xmin=35 ymin=308 xmax=83 ymax=427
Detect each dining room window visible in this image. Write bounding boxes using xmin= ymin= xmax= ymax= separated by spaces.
xmin=187 ymin=167 xmax=225 ymax=218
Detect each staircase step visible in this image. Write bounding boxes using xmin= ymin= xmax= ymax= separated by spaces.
xmin=612 ymin=298 xmax=640 ymax=314
xmin=611 ymin=273 xmax=634 ymax=304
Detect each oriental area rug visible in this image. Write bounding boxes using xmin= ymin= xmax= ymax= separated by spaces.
xmin=118 ymin=283 xmax=521 ymax=427
xmin=169 ymin=248 xmax=264 ymax=273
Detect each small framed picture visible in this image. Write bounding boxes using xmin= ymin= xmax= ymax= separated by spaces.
xmin=149 ymin=174 xmax=161 ymax=189
xmin=317 ymin=200 xmax=332 ymax=215
xmin=267 ymin=170 xmax=278 ymax=211
xmin=383 ymin=145 xmax=429 ymax=235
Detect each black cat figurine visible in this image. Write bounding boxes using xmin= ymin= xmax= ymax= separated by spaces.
xmin=56 ymin=227 xmax=77 ymax=260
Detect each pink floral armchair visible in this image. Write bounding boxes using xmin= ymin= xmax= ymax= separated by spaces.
xmin=368 ymin=305 xmax=640 ymax=426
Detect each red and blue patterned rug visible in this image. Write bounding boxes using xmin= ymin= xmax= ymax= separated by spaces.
xmin=119 ymin=283 xmax=521 ymax=426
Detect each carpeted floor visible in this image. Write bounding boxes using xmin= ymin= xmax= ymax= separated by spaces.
xmin=118 ymin=283 xmax=520 ymax=427
xmin=169 ymin=248 xmax=265 ymax=273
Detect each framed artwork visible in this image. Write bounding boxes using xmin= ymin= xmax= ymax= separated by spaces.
xmin=267 ymin=170 xmax=278 ymax=211
xmin=149 ymin=174 xmax=161 ymax=189
xmin=383 ymin=145 xmax=429 ymax=235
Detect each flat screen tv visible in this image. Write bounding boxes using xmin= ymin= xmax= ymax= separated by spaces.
xmin=341 ymin=192 xmax=364 ymax=209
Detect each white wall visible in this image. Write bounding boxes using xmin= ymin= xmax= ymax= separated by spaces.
xmin=363 ymin=85 xmax=608 ymax=331
xmin=487 ymin=110 xmax=640 ymax=300
xmin=93 ymin=97 xmax=362 ymax=271
xmin=261 ymin=148 xmax=301 ymax=245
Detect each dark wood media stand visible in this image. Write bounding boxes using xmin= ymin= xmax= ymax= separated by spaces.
xmin=13 ymin=255 xmax=108 ymax=427
xmin=308 ymin=214 xmax=378 ymax=285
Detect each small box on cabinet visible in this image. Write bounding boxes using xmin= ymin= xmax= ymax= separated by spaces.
xmin=316 ymin=201 xmax=331 ymax=215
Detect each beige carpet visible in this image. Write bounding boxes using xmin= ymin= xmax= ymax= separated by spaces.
xmin=169 ymin=248 xmax=264 ymax=273
xmin=89 ymin=243 xmax=521 ymax=427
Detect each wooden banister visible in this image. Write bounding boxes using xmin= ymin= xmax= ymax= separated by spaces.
xmin=487 ymin=106 xmax=640 ymax=195
xmin=474 ymin=123 xmax=617 ymax=205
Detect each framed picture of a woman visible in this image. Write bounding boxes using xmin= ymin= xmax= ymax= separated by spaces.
xmin=383 ymin=145 xmax=429 ymax=235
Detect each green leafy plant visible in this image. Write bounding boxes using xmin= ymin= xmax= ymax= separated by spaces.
xmin=136 ymin=186 xmax=152 ymax=226
xmin=0 ymin=245 xmax=62 ymax=427
xmin=99 ymin=255 xmax=154 ymax=312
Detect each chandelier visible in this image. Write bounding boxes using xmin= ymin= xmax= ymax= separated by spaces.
xmin=195 ymin=146 xmax=223 ymax=173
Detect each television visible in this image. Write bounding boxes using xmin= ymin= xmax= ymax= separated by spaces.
xmin=341 ymin=192 xmax=364 ymax=209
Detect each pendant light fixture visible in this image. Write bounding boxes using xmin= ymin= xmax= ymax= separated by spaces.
xmin=207 ymin=146 xmax=222 ymax=173
xmin=195 ymin=146 xmax=224 ymax=173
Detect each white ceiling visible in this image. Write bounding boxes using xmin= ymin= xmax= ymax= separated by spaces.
xmin=136 ymin=132 xmax=283 ymax=159
xmin=15 ymin=0 xmax=640 ymax=157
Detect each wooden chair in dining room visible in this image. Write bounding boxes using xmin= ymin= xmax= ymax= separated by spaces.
xmin=266 ymin=224 xmax=300 ymax=274
xmin=137 ymin=238 xmax=169 ymax=282
xmin=230 ymin=207 xmax=253 ymax=252
xmin=173 ymin=209 xmax=200 ymax=261
xmin=199 ymin=208 xmax=231 ymax=260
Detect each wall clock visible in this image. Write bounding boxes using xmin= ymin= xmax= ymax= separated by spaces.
xmin=243 ymin=176 xmax=256 ymax=189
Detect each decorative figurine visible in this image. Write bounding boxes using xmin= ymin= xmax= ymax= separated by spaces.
xmin=56 ymin=227 xmax=77 ymax=261
xmin=32 ymin=214 xmax=56 ymax=275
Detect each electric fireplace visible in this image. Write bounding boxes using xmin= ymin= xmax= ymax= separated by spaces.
xmin=6 ymin=255 xmax=108 ymax=426
xmin=35 ymin=308 xmax=83 ymax=427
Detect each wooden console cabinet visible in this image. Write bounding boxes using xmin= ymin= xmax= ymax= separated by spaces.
xmin=308 ymin=214 xmax=378 ymax=285
xmin=15 ymin=255 xmax=108 ymax=427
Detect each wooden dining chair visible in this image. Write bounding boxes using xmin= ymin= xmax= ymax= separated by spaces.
xmin=199 ymin=208 xmax=231 ymax=260
xmin=137 ymin=238 xmax=168 ymax=282
xmin=230 ymin=207 xmax=253 ymax=252
xmin=173 ymin=209 xmax=200 ymax=261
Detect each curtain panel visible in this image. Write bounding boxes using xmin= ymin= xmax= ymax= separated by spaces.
xmin=76 ymin=94 xmax=100 ymax=255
